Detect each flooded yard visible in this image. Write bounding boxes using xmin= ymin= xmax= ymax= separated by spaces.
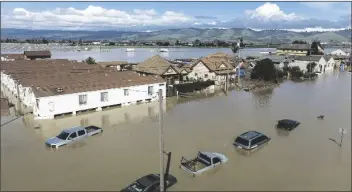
xmin=1 ymin=72 xmax=351 ymax=191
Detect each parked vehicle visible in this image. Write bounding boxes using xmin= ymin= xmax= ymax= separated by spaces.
xmin=121 ymin=174 xmax=177 ymax=192
xmin=276 ymin=119 xmax=300 ymax=131
xmin=179 ymin=152 xmax=228 ymax=177
xmin=45 ymin=125 xmax=103 ymax=148
xmin=233 ymin=131 xmax=271 ymax=150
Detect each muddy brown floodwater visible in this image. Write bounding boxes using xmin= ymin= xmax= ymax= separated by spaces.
xmin=1 ymin=72 xmax=351 ymax=191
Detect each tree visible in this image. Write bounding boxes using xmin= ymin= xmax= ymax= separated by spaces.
xmin=42 ymin=38 xmax=49 ymax=44
xmin=311 ymin=41 xmax=324 ymax=55
xmin=194 ymin=39 xmax=201 ymax=46
xmin=289 ymin=66 xmax=304 ymax=79
xmin=84 ymin=57 xmax=96 ymax=65
xmin=231 ymin=44 xmax=239 ymax=55
xmin=250 ymin=58 xmax=277 ymax=81
xmin=78 ymin=38 xmax=83 ymax=46
xmin=292 ymin=40 xmax=307 ymax=44
xmin=306 ymin=62 xmax=317 ymax=73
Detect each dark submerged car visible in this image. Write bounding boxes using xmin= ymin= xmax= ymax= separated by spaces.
xmin=233 ymin=131 xmax=271 ymax=150
xmin=121 ymin=174 xmax=177 ymax=192
xmin=276 ymin=119 xmax=300 ymax=131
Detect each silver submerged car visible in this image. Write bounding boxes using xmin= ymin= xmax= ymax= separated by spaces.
xmin=233 ymin=131 xmax=271 ymax=150
xmin=45 ymin=125 xmax=103 ymax=148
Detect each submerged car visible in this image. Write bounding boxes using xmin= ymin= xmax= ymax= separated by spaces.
xmin=45 ymin=125 xmax=103 ymax=148
xmin=233 ymin=131 xmax=271 ymax=150
xmin=121 ymin=174 xmax=177 ymax=192
xmin=276 ymin=119 xmax=300 ymax=131
xmin=179 ymin=151 xmax=228 ymax=177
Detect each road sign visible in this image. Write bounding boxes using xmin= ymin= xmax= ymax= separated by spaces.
xmin=339 ymin=128 xmax=347 ymax=135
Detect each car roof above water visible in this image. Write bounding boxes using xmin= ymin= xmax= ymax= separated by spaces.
xmin=63 ymin=126 xmax=84 ymax=134
xmin=239 ymin=131 xmax=263 ymax=140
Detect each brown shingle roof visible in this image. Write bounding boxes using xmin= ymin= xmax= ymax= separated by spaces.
xmin=1 ymin=59 xmax=165 ymax=98
xmin=24 ymin=51 xmax=51 ymax=58
xmin=192 ymin=52 xmax=234 ymax=72
xmin=134 ymin=55 xmax=179 ymax=75
xmin=1 ymin=54 xmax=26 ymax=60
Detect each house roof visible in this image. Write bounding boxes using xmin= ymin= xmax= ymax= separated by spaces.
xmin=277 ymin=44 xmax=311 ymax=50
xmin=1 ymin=54 xmax=26 ymax=60
xmin=192 ymin=52 xmax=234 ymax=72
xmin=259 ymin=55 xmax=286 ymax=63
xmin=323 ymin=55 xmax=333 ymax=61
xmin=1 ymin=60 xmax=165 ymax=98
xmin=292 ymin=55 xmax=323 ymax=62
xmin=24 ymin=51 xmax=51 ymax=58
xmin=134 ymin=55 xmax=180 ymax=75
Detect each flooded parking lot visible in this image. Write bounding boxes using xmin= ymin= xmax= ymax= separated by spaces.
xmin=1 ymin=72 xmax=351 ymax=191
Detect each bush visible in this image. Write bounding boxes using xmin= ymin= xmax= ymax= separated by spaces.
xmin=289 ymin=66 xmax=303 ymax=78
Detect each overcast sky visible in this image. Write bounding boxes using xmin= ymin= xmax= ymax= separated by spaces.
xmin=1 ymin=2 xmax=351 ymax=31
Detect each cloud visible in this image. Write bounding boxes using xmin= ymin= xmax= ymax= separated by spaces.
xmin=194 ymin=16 xmax=217 ymax=20
xmin=245 ymin=3 xmax=301 ymax=21
xmin=1 ymin=3 xmax=350 ymax=31
xmin=1 ymin=5 xmax=193 ymax=30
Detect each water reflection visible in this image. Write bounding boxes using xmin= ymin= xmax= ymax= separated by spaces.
xmin=276 ymin=128 xmax=290 ymax=137
xmin=251 ymin=88 xmax=274 ymax=109
xmin=23 ymin=100 xmax=166 ymax=139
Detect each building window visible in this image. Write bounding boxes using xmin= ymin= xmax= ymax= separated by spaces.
xmin=195 ymin=73 xmax=198 ymax=77
xmin=124 ymin=89 xmax=129 ymax=96
xmin=79 ymin=94 xmax=87 ymax=105
xmin=148 ymin=86 xmax=154 ymax=96
xmin=101 ymin=92 xmax=108 ymax=102
xmin=204 ymin=74 xmax=208 ymax=78
xmin=159 ymin=84 xmax=164 ymax=86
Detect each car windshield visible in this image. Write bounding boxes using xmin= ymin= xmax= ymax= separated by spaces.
xmin=129 ymin=181 xmax=147 ymax=192
xmin=57 ymin=131 xmax=70 ymax=140
xmin=235 ymin=137 xmax=249 ymax=146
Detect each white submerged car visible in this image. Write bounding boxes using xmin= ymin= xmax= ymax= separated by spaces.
xmin=179 ymin=151 xmax=228 ymax=177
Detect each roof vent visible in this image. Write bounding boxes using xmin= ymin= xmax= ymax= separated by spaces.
xmin=105 ymin=73 xmax=108 ymax=76
xmin=36 ymin=86 xmax=41 ymax=90
xmin=56 ymin=87 xmax=64 ymax=92
xmin=128 ymin=79 xmax=131 ymax=82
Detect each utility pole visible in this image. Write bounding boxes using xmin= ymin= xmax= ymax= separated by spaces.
xmin=238 ymin=48 xmax=241 ymax=87
xmin=158 ymin=89 xmax=165 ymax=192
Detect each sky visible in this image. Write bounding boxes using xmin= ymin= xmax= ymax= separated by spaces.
xmin=1 ymin=2 xmax=351 ymax=31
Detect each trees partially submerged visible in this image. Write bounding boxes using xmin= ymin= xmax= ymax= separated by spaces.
xmin=250 ymin=58 xmax=278 ymax=82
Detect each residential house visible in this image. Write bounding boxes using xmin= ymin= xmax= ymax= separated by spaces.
xmin=134 ymin=55 xmax=183 ymax=84
xmin=283 ymin=55 xmax=326 ymax=73
xmin=98 ymin=61 xmax=137 ymax=71
xmin=323 ymin=55 xmax=336 ymax=72
xmin=330 ymin=49 xmax=348 ymax=56
xmin=187 ymin=53 xmax=235 ymax=84
xmin=1 ymin=59 xmax=166 ymax=120
xmin=24 ymin=51 xmax=51 ymax=60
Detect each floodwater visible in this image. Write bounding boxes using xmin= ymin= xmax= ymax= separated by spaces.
xmin=1 ymin=46 xmax=338 ymax=62
xmin=1 ymin=72 xmax=351 ymax=191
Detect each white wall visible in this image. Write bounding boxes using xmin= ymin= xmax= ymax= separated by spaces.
xmin=187 ymin=61 xmax=216 ymax=81
xmin=33 ymin=83 xmax=166 ymax=119
xmin=325 ymin=58 xmax=336 ymax=72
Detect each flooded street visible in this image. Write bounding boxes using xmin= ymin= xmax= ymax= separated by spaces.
xmin=1 ymin=72 xmax=351 ymax=191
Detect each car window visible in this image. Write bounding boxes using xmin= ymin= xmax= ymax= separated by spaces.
xmin=146 ymin=182 xmax=159 ymax=192
xmin=69 ymin=132 xmax=77 ymax=139
xmin=78 ymin=130 xmax=85 ymax=136
xmin=235 ymin=137 xmax=249 ymax=146
xmin=57 ymin=131 xmax=69 ymax=140
xmin=213 ymin=157 xmax=221 ymax=164
xmin=251 ymin=137 xmax=260 ymax=146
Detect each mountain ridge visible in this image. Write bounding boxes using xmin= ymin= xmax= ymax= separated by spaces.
xmin=1 ymin=28 xmax=351 ymax=44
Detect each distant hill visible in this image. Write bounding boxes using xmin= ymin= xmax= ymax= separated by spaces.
xmin=1 ymin=28 xmax=351 ymax=44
